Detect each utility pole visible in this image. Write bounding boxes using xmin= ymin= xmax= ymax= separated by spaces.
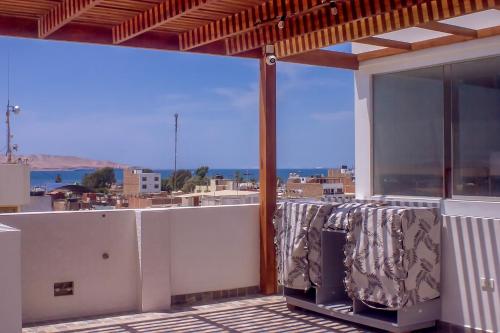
xmin=5 ymin=53 xmax=21 ymax=164
xmin=173 ymin=113 xmax=179 ymax=191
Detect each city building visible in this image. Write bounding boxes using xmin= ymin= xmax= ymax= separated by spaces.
xmin=177 ymin=190 xmax=260 ymax=207
xmin=285 ymin=167 xmax=355 ymax=198
xmin=194 ymin=175 xmax=238 ymax=193
xmin=123 ymin=168 xmax=161 ymax=195
xmin=0 ymin=3 xmax=499 ymax=333
xmin=126 ymin=194 xmax=181 ymax=209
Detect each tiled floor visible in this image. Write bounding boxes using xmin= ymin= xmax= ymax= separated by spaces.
xmin=22 ymin=296 xmax=436 ymax=333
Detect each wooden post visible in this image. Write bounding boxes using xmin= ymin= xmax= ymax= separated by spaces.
xmin=259 ymin=55 xmax=277 ymax=295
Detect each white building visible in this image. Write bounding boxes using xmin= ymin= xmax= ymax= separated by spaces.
xmin=353 ymin=12 xmax=500 ymax=332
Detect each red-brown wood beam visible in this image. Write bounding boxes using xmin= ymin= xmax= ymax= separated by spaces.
xmin=179 ymin=0 xmax=329 ymax=51
xmin=225 ymin=0 xmax=424 ymax=56
xmin=259 ymin=53 xmax=277 ymax=295
xmin=281 ymin=50 xmax=359 ymax=69
xmin=356 ymin=37 xmax=412 ymax=50
xmin=357 ymin=25 xmax=500 ymax=62
xmin=272 ymin=0 xmax=498 ymax=59
xmin=113 ymin=0 xmax=216 ymax=44
xmin=420 ymin=21 xmax=478 ymax=38
xmin=38 ymin=0 xmax=104 ymax=38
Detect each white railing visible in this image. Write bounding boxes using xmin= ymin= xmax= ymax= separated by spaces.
xmin=0 ymin=204 xmax=260 ymax=325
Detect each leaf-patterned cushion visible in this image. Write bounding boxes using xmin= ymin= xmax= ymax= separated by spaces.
xmin=274 ymin=201 xmax=336 ymax=290
xmin=324 ymin=202 xmax=364 ymax=231
xmin=344 ymin=206 xmax=441 ymax=309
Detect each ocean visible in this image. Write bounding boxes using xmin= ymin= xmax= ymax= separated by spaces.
xmin=30 ymin=168 xmax=331 ymax=190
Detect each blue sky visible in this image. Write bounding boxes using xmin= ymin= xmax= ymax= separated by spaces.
xmin=0 ymin=36 xmax=354 ymax=169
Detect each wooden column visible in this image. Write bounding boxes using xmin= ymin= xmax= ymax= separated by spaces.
xmin=259 ymin=56 xmax=278 ymax=295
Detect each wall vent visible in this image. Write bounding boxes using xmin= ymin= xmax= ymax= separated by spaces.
xmin=54 ymin=281 xmax=73 ymax=296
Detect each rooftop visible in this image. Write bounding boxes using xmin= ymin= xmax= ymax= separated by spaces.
xmin=176 ymin=190 xmax=259 ymax=198
xmin=1 ymin=1 xmax=499 ymax=333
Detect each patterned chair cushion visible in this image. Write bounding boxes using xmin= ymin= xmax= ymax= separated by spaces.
xmin=344 ymin=206 xmax=440 ymax=309
xmin=274 ymin=201 xmax=336 ymax=290
xmin=324 ymin=202 xmax=364 ymax=231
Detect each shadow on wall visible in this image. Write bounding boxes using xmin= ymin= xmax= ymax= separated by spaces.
xmin=442 ymin=216 xmax=499 ymax=332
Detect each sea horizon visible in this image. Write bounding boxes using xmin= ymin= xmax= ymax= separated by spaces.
xmin=30 ymin=167 xmax=349 ymax=190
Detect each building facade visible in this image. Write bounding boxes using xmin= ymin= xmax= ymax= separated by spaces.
xmin=285 ymin=167 xmax=355 ymax=198
xmin=123 ymin=169 xmax=161 ymax=195
xmin=354 ymin=29 xmax=500 ymax=332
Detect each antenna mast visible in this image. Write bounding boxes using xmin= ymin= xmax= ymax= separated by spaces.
xmin=173 ymin=113 xmax=179 ymax=191
xmin=5 ymin=53 xmax=22 ymax=164
xmin=6 ymin=53 xmax=11 ymax=162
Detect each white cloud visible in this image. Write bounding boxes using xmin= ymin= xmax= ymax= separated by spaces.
xmin=212 ymin=84 xmax=258 ymax=112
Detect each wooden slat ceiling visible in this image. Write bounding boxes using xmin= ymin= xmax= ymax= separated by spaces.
xmin=0 ymin=0 xmax=499 ymax=69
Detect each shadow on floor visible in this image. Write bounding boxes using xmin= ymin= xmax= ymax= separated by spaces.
xmin=25 ymin=301 xmax=388 ymax=333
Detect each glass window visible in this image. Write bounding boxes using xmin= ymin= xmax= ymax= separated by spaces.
xmin=373 ymin=67 xmax=444 ymax=196
xmin=452 ymin=56 xmax=500 ymax=197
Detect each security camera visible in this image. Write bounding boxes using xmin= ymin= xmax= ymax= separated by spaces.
xmin=266 ymin=54 xmax=277 ymax=66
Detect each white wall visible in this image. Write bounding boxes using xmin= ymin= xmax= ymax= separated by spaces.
xmin=354 ymin=35 xmax=500 ymax=331
xmin=0 ymin=210 xmax=140 ymax=324
xmin=168 ymin=205 xmax=260 ymax=295
xmin=0 ymin=164 xmax=30 ymax=207
xmin=0 ymin=224 xmax=21 ymax=333
xmin=136 ymin=209 xmax=171 ymax=312
xmin=442 ymin=216 xmax=499 ymax=332
xmin=0 ymin=205 xmax=260 ymax=326
xmin=22 ymin=195 xmax=53 ymax=212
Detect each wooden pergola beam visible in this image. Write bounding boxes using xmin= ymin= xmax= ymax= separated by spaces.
xmin=38 ymin=0 xmax=103 ymax=38
xmin=356 ymin=37 xmax=412 ymax=50
xmin=113 ymin=0 xmax=216 ymax=44
xmin=272 ymin=0 xmax=497 ymax=59
xmin=357 ymin=25 xmax=500 ymax=62
xmin=179 ymin=0 xmax=328 ymax=51
xmin=420 ymin=21 xmax=478 ymax=38
xmin=281 ymin=50 xmax=359 ymax=69
xmin=259 ymin=54 xmax=277 ymax=295
xmin=225 ymin=0 xmax=426 ymax=56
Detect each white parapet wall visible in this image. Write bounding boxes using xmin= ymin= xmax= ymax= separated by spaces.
xmin=442 ymin=215 xmax=500 ymax=333
xmin=0 ymin=204 xmax=260 ymax=325
xmin=137 ymin=205 xmax=260 ymax=310
xmin=0 ymin=224 xmax=22 ymax=333
xmin=0 ymin=210 xmax=140 ymax=324
xmin=167 ymin=205 xmax=260 ymax=295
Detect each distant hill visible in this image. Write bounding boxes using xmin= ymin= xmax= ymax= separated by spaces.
xmin=0 ymin=154 xmax=129 ymax=170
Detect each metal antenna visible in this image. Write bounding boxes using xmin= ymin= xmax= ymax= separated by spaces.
xmin=7 ymin=52 xmax=10 ymax=104
xmin=6 ymin=53 xmax=11 ymax=162
xmin=173 ymin=113 xmax=179 ymax=191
